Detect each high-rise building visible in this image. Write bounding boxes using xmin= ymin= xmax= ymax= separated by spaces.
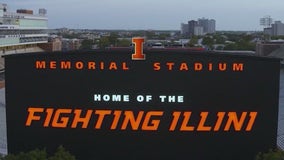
xmin=198 ymin=18 xmax=216 ymax=34
xmin=180 ymin=23 xmax=189 ymax=36
xmin=181 ymin=18 xmax=216 ymax=36
xmin=194 ymin=26 xmax=204 ymax=36
xmin=198 ymin=18 xmax=208 ymax=33
xmin=263 ymin=20 xmax=284 ymax=36
xmin=0 ymin=3 xmax=48 ymax=54
xmin=264 ymin=27 xmax=272 ymax=35
xmin=188 ymin=20 xmax=198 ymax=36
xmin=208 ymin=19 xmax=216 ymax=34
xmin=272 ymin=21 xmax=284 ymax=36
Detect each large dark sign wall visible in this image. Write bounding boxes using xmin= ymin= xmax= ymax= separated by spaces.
xmin=5 ymin=50 xmax=281 ymax=160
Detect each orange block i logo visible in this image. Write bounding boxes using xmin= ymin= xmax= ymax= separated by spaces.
xmin=132 ymin=37 xmax=146 ymax=60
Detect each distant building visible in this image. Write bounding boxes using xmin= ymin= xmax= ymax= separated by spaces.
xmin=38 ymin=8 xmax=47 ymax=15
xmin=208 ymin=19 xmax=216 ymax=33
xmin=272 ymin=21 xmax=284 ymax=36
xmin=263 ymin=21 xmax=284 ymax=36
xmin=256 ymin=40 xmax=284 ymax=56
xmin=0 ymin=3 xmax=48 ymax=53
xmin=38 ymin=36 xmax=62 ymax=52
xmin=194 ymin=26 xmax=204 ymax=36
xmin=62 ymin=38 xmax=82 ymax=51
xmin=181 ymin=18 xmax=216 ymax=36
xmin=188 ymin=20 xmax=198 ymax=36
xmin=256 ymin=40 xmax=284 ymax=65
xmin=181 ymin=23 xmax=189 ymax=36
xmin=0 ymin=3 xmax=48 ymax=71
xmin=268 ymin=45 xmax=284 ymax=65
xmin=264 ymin=27 xmax=272 ymax=35
xmin=198 ymin=18 xmax=216 ymax=34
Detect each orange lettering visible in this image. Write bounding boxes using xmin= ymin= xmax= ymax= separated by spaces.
xmin=180 ymin=112 xmax=195 ymax=131
xmin=71 ymin=109 xmax=93 ymax=128
xmin=36 ymin=61 xmax=46 ymax=69
xmin=208 ymin=63 xmax=213 ymax=71
xmin=109 ymin=62 xmax=118 ymax=70
xmin=43 ymin=108 xmax=54 ymax=127
xmin=132 ymin=37 xmax=145 ymax=60
xmin=214 ymin=112 xmax=225 ymax=131
xmin=75 ymin=61 xmax=84 ymax=69
xmin=121 ymin=111 xmax=144 ymax=130
xmin=197 ymin=112 xmax=211 ymax=131
xmin=50 ymin=61 xmax=56 ymax=69
xmin=153 ymin=62 xmax=161 ymax=71
xmin=233 ymin=63 xmax=244 ymax=71
xmin=142 ymin=111 xmax=163 ymax=131
xmin=51 ymin=109 xmax=72 ymax=128
xmin=180 ymin=63 xmax=189 ymax=70
xmin=224 ymin=112 xmax=247 ymax=131
xmin=88 ymin=62 xmax=95 ymax=69
xmin=26 ymin=107 xmax=44 ymax=126
xmin=194 ymin=63 xmax=203 ymax=71
xmin=94 ymin=110 xmax=111 ymax=129
xmin=61 ymin=61 xmax=71 ymax=69
xmin=169 ymin=111 xmax=181 ymax=131
xmin=100 ymin=62 xmax=104 ymax=69
xmin=219 ymin=63 xmax=227 ymax=71
xmin=246 ymin=112 xmax=257 ymax=131
xmin=122 ymin=62 xmax=129 ymax=70
xmin=166 ymin=62 xmax=174 ymax=70
xmin=111 ymin=110 xmax=122 ymax=130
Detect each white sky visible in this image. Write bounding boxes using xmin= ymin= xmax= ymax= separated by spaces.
xmin=1 ymin=0 xmax=284 ymax=31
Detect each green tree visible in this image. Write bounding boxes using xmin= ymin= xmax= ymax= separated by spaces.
xmin=189 ymin=36 xmax=198 ymax=47
xmin=145 ymin=31 xmax=155 ymax=39
xmin=202 ymin=36 xmax=214 ymax=49
xmin=214 ymin=35 xmax=226 ymax=44
xmin=132 ymin=31 xmax=145 ymax=37
xmin=48 ymin=146 xmax=76 ymax=160
xmin=237 ymin=39 xmax=255 ymax=51
xmin=221 ymin=33 xmax=256 ymax=51
xmin=117 ymin=39 xmax=131 ymax=47
xmin=0 ymin=146 xmax=76 ymax=160
xmin=1 ymin=149 xmax=47 ymax=160
xmin=255 ymin=149 xmax=284 ymax=160
xmin=224 ymin=43 xmax=238 ymax=50
xmin=271 ymin=35 xmax=284 ymax=40
xmin=108 ymin=32 xmax=119 ymax=46
xmin=158 ymin=33 xmax=170 ymax=40
xmin=80 ymin=39 xmax=94 ymax=50
xmin=99 ymin=36 xmax=110 ymax=48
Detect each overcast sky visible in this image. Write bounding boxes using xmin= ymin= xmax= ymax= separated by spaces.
xmin=1 ymin=0 xmax=284 ymax=31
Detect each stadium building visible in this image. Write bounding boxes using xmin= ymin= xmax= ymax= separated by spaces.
xmin=0 ymin=3 xmax=48 ymax=71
